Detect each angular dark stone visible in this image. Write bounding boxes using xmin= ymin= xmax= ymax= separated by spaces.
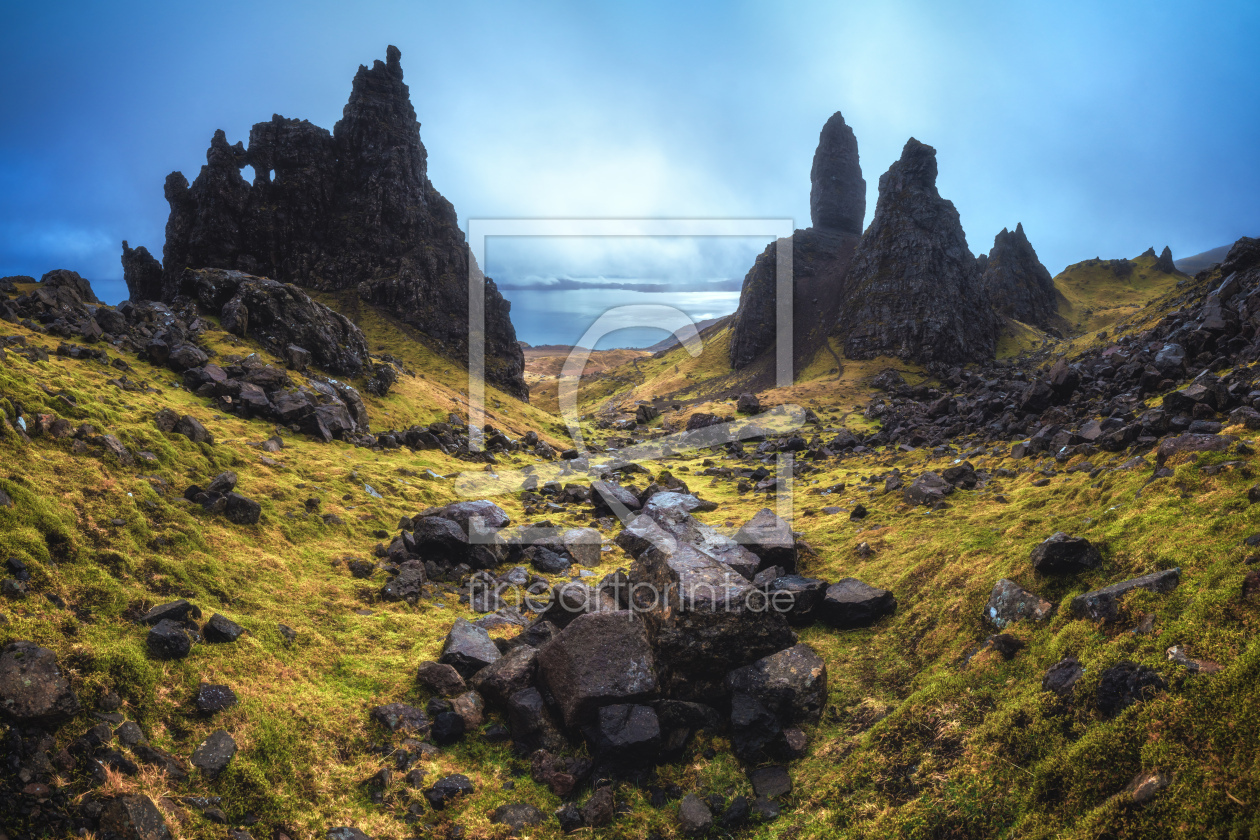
xmin=0 ymin=640 xmax=81 ymax=725
xmin=587 ymin=703 xmax=661 ymax=763
xmin=903 ymin=472 xmax=953 ymax=505
xmin=223 ymin=493 xmax=261 ymax=525
xmin=765 ymin=575 xmax=827 ymax=626
xmin=1096 ymin=661 xmax=1167 ymax=717
xmin=535 ymin=611 xmax=659 ymax=730
xmin=203 ymin=613 xmax=244 ymax=643
xmin=424 ymin=773 xmax=474 ymax=809
xmin=98 ymin=794 xmax=172 ymax=840
xmin=725 ymin=643 xmax=827 ymax=726
xmin=381 ymin=560 xmax=425 ymax=603
xmin=819 ymin=578 xmax=896 ymax=628
xmin=469 ymin=644 xmax=537 ymax=708
xmin=147 ymin=619 xmax=194 ymax=659
xmin=190 ymin=729 xmax=236 ymax=778
xmin=194 ymin=683 xmax=238 ymax=714
xmin=581 ymin=786 xmax=614 ymax=828
xmin=978 ymin=223 xmax=1059 ymax=329
xmin=733 ymin=508 xmax=797 ymax=573
xmin=1069 ymin=569 xmax=1181 ymax=622
xmin=505 ymin=687 xmax=566 ymax=753
xmin=1030 ymin=532 xmax=1102 ymax=575
xmin=430 ymin=711 xmax=466 ymax=745
xmin=491 ymin=802 xmax=546 ymax=832
xmin=370 ymin=703 xmax=430 ymax=735
xmin=416 ymin=661 xmax=467 ymax=697
xmin=139 ymin=599 xmax=194 ymax=625
xmin=173 ymin=415 xmax=212 ymax=444
xmin=749 ymin=765 xmax=792 ymax=798
xmin=326 ymin=829 xmax=372 ymax=840
xmin=677 ymin=793 xmax=713 ymax=837
xmin=439 ymin=618 xmax=502 ymax=678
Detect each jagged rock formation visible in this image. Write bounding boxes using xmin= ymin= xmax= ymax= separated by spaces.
xmin=180 ymin=268 xmax=370 ymax=377
xmin=977 ymin=223 xmax=1060 ymax=328
xmin=120 ymin=242 xmax=164 ymax=303
xmin=129 ymin=46 xmax=527 ymax=399
xmin=1154 ymin=246 xmax=1177 ymax=274
xmin=835 ymin=138 xmax=998 ymax=365
xmin=728 ymin=112 xmax=865 ymax=370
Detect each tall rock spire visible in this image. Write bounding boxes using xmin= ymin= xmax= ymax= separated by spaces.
xmin=978 ymin=222 xmax=1060 ymax=328
xmin=729 ymin=112 xmax=864 ymax=371
xmin=809 ymin=112 xmax=866 ymax=234
xmin=836 ymin=138 xmax=998 ymax=365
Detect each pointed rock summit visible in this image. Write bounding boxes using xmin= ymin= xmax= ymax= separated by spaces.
xmin=1154 ymin=245 xmax=1177 ymax=274
xmin=809 ymin=112 xmax=866 ymax=234
xmin=835 ymin=138 xmax=998 ymax=365
xmin=728 ymin=112 xmax=865 ymax=370
xmin=977 ymin=223 xmax=1060 ymax=328
xmin=129 ymin=46 xmax=527 ymax=398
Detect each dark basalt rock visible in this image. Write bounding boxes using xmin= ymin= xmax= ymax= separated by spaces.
xmin=469 ymin=644 xmax=537 ymax=708
xmin=370 ymin=703 xmax=430 ymax=735
xmin=99 ymin=794 xmax=172 ymax=840
xmin=1042 ymin=656 xmax=1085 ymax=698
xmin=733 ymin=508 xmax=797 ymax=573
xmin=147 ymin=619 xmax=194 ymax=660
xmin=587 ymin=703 xmax=662 ymax=763
xmin=535 ymin=610 xmax=659 ymax=730
xmin=204 ymin=613 xmax=244 ymax=643
xmin=729 ymin=112 xmax=864 ymax=370
xmin=977 ymin=223 xmax=1060 ymax=329
xmin=677 ymin=794 xmax=714 ymax=837
xmin=1096 ymin=661 xmax=1167 ymax=717
xmin=0 ymin=640 xmax=81 ymax=726
xmin=194 ymin=683 xmax=238 ymax=714
xmin=424 ymin=773 xmax=474 ymax=809
xmin=439 ymin=618 xmax=501 ymax=678
xmin=1030 ymin=532 xmax=1102 ymax=575
xmin=903 ymin=471 xmax=953 ymax=505
xmin=836 ymin=138 xmax=999 ymax=364
xmin=145 ymin=47 xmax=526 ymax=398
xmin=190 ymin=729 xmax=236 ymax=778
xmin=765 ymin=575 xmax=827 ymax=626
xmin=180 ymin=268 xmax=370 ymax=378
xmin=491 ymin=802 xmax=546 ymax=832
xmin=1154 ymin=245 xmax=1177 ymax=274
xmin=416 ymin=661 xmax=467 ymax=697
xmin=1069 ymin=569 xmax=1181 ymax=622
xmin=819 ymin=578 xmax=896 ymax=628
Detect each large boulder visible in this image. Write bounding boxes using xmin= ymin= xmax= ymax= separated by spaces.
xmin=819 ymin=578 xmax=896 ymax=629
xmin=733 ymin=508 xmax=798 ymax=573
xmin=535 ymin=611 xmax=659 ymax=730
xmin=1030 ymin=532 xmax=1102 ymax=574
xmin=0 ymin=641 xmax=81 ymax=726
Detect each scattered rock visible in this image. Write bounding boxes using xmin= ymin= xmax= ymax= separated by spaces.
xmin=490 ymin=802 xmax=545 ymax=832
xmin=99 ymin=794 xmax=173 ymax=840
xmin=147 ymin=620 xmax=195 ymax=660
xmin=677 ymin=794 xmax=713 ymax=836
xmin=0 ymin=640 xmax=81 ymax=725
xmin=1030 ymin=532 xmax=1102 ymax=574
xmin=190 ymin=729 xmax=236 ymax=778
xmin=439 ymin=618 xmax=502 ymax=678
xmin=194 ymin=683 xmax=238 ymax=714
xmin=1042 ymin=657 xmax=1084 ymax=698
xmin=985 ymin=579 xmax=1054 ymax=628
xmin=819 ymin=578 xmax=896 ymax=628
xmin=424 ymin=774 xmax=474 ymax=809
xmin=1070 ymin=569 xmax=1181 ymax=622
xmin=1096 ymin=662 xmax=1167 ymax=717
xmin=416 ymin=661 xmax=467 ymax=697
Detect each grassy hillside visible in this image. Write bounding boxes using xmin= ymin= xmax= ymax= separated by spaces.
xmin=4 ymin=277 xmax=1260 ymax=840
xmin=1054 ymin=254 xmax=1184 ymax=336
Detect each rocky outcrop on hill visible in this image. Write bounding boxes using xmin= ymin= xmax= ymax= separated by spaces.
xmin=180 ymin=268 xmax=370 ymax=377
xmin=977 ymin=223 xmax=1060 ymax=328
xmin=1154 ymin=245 xmax=1178 ymax=274
xmin=836 ymin=138 xmax=999 ymax=365
xmin=728 ymin=112 xmax=865 ymax=370
xmin=130 ymin=46 xmax=527 ymax=399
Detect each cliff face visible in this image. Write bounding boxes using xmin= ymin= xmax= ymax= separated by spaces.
xmin=836 ymin=138 xmax=998 ymax=365
xmin=977 ymin=223 xmax=1059 ymax=328
xmin=135 ymin=46 xmax=527 ymax=399
xmin=728 ymin=112 xmax=865 ymax=371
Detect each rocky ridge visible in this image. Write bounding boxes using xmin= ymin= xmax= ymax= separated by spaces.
xmin=128 ymin=46 xmax=527 ymax=399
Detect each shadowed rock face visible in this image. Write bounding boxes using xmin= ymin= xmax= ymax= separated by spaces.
xmin=728 ymin=112 xmax=864 ymax=371
xmin=1154 ymin=246 xmax=1177 ymax=274
xmin=836 ymin=138 xmax=998 ymax=365
xmin=138 ymin=46 xmax=527 ymax=399
xmin=978 ymin=223 xmax=1059 ymax=328
xmin=809 ymin=112 xmax=866 ymax=234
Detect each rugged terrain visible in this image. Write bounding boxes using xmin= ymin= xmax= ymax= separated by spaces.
xmin=2 ymin=59 xmax=1259 ymax=840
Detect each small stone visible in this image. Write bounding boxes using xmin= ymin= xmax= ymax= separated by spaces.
xmin=677 ymin=794 xmax=713 ymax=836
xmin=1030 ymin=532 xmax=1102 ymax=574
xmin=147 ymin=620 xmax=194 ymax=659
xmin=416 ymin=661 xmax=467 ymax=697
xmin=424 ymin=774 xmax=474 ymax=809
xmin=190 ymin=729 xmax=236 ymax=778
xmin=490 ymin=802 xmax=545 ymax=832
xmin=749 ymin=765 xmax=792 ymax=798
xmin=204 ymin=613 xmax=244 ymax=643
xmin=194 ymin=683 xmax=238 ymax=714
xmin=1124 ymin=768 xmax=1172 ymax=804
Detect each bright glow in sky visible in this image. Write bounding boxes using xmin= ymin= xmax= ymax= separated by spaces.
xmin=2 ymin=0 xmax=1257 ymax=347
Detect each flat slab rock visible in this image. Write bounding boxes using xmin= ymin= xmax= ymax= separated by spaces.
xmin=1070 ymin=569 xmax=1181 ymax=622
xmin=820 ymin=578 xmax=896 ymax=628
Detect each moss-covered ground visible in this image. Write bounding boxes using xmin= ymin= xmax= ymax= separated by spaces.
xmin=3 ymin=282 xmax=1260 ymax=839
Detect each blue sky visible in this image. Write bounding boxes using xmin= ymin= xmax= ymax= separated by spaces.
xmin=2 ymin=0 xmax=1258 ymax=347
